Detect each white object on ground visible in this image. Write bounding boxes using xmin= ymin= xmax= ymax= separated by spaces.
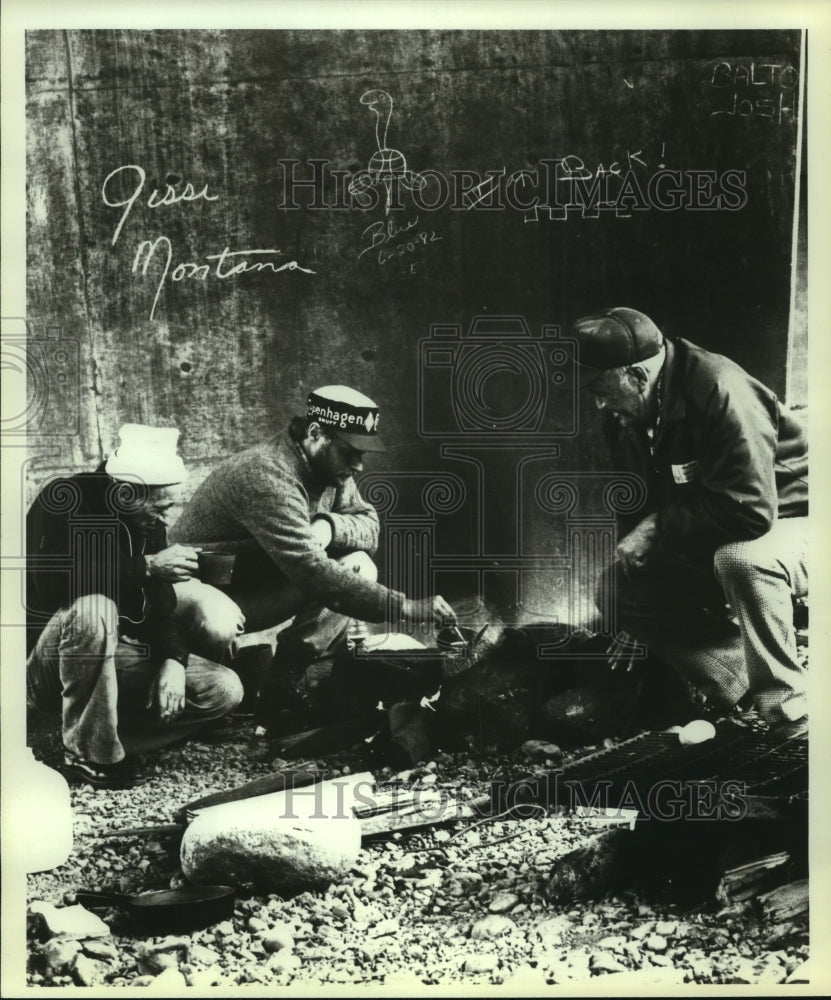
xmin=678 ymin=719 xmax=716 ymax=746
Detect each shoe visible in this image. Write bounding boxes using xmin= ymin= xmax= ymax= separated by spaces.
xmin=63 ymin=751 xmax=144 ymax=789
xmin=770 ymin=715 xmax=808 ymax=741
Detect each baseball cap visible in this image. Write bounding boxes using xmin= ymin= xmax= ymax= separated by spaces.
xmin=307 ymin=385 xmax=385 ymax=452
xmin=572 ymin=307 xmax=665 ymax=388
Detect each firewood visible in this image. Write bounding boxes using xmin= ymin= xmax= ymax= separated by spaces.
xmin=716 ymin=851 xmax=791 ymax=904
xmin=756 ymin=879 xmax=809 ymax=922
xmin=272 ymin=714 xmax=379 ymax=758
xmin=176 ymin=766 xmax=334 ymax=822
xmin=359 ymin=797 xmax=479 ymax=836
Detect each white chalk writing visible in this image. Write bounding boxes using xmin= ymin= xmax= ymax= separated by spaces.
xmin=103 ymin=164 xmax=314 ymax=320
xmin=102 ymin=164 xmax=219 ymax=246
xmin=709 ymin=61 xmax=797 ymax=124
xmin=132 ymin=238 xmax=315 ymax=321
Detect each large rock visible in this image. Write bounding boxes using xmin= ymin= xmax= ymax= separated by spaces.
xmin=42 ymin=938 xmax=82 ymax=975
xmin=181 ymin=781 xmax=362 ymax=893
xmin=29 ymin=902 xmax=110 ymax=940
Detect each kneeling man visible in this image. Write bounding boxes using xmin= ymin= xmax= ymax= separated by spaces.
xmin=573 ymin=308 xmax=808 ymax=736
xmin=26 ymin=424 xmax=244 ymax=788
xmin=170 ymin=385 xmax=456 ymax=727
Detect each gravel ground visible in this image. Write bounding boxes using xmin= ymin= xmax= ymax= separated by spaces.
xmin=25 ymin=705 xmax=809 ymax=991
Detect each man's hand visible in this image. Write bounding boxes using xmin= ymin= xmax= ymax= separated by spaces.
xmin=616 ymin=513 xmax=658 ymax=578
xmin=145 ymin=544 xmax=200 ymax=582
xmin=146 ymin=659 xmax=187 ymax=722
xmin=309 ymin=518 xmax=334 ymax=550
xmin=606 ymin=630 xmax=640 ymax=672
xmin=402 ymin=595 xmax=457 ymax=628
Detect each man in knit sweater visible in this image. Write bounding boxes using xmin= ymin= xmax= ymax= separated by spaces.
xmin=170 ymin=385 xmax=456 ymax=727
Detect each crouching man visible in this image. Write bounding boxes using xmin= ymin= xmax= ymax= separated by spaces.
xmin=169 ymin=384 xmax=456 ymax=731
xmin=26 ymin=424 xmax=244 ymax=788
xmin=573 ymin=308 xmax=808 ymax=737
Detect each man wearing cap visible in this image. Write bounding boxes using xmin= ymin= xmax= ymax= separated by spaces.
xmin=169 ymin=385 xmax=457 ymax=729
xmin=26 ymin=424 xmax=245 ymax=788
xmin=572 ymin=308 xmax=808 ymax=737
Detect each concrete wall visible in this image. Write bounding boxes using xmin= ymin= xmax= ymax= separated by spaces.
xmin=24 ymin=29 xmax=805 ymax=621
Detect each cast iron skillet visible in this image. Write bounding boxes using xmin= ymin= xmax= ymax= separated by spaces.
xmin=75 ymin=885 xmax=235 ymax=935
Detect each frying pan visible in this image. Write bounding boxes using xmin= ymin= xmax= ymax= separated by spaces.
xmin=75 ymin=885 xmax=235 ymax=935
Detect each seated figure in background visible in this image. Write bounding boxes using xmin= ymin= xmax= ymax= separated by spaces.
xmin=26 ymin=424 xmax=244 ymax=788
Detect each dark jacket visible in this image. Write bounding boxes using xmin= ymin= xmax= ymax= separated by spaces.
xmin=603 ymin=338 xmax=808 ymax=558
xmin=26 ymin=469 xmax=189 ymax=663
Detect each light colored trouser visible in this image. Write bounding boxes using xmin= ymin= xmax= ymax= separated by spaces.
xmin=175 ymin=550 xmax=379 ymax=664
xmin=598 ymin=517 xmax=809 ymax=722
xmin=26 ymin=593 xmax=244 ymax=764
xmin=172 ymin=550 xmax=379 ymax=719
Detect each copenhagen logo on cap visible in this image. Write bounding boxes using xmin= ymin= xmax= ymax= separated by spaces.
xmin=306 ymin=385 xmax=384 ymax=450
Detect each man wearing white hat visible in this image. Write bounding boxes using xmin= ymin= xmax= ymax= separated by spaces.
xmin=170 ymin=384 xmax=456 ymax=731
xmin=26 ymin=424 xmax=244 ymax=788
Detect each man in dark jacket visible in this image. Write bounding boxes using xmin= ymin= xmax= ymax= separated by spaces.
xmin=26 ymin=424 xmax=244 ymax=788
xmin=574 ymin=308 xmax=808 ymax=735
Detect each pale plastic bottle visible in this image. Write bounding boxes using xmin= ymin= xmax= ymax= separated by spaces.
xmin=21 ymin=748 xmax=74 ymax=872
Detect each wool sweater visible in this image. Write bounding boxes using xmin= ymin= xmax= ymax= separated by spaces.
xmin=170 ymin=431 xmax=405 ymax=622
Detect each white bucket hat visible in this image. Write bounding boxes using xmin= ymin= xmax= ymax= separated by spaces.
xmin=105 ymin=423 xmax=187 ymax=486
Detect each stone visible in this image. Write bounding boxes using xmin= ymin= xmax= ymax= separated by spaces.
xmin=645 ymin=933 xmax=668 ymax=953
xmin=370 ymin=918 xmax=400 ymax=937
xmin=187 ymin=965 xmax=225 ymax=987
xmin=29 ymin=902 xmax=110 ymax=940
xmin=43 ymin=938 xmax=82 ymax=975
xmin=521 ymin=740 xmax=563 ymax=763
xmin=181 ymin=781 xmax=362 ymax=893
xmin=597 ymin=934 xmax=628 ymax=952
xmin=247 ymin=916 xmax=268 ymax=933
xmin=189 ymin=943 xmax=221 ymax=965
xmin=130 ymin=975 xmax=155 ymax=986
xmin=214 ymin=920 xmax=235 ymax=936
xmin=656 ymin=919 xmax=678 ymax=936
xmin=266 ymin=950 xmax=302 ymax=973
xmin=590 ymin=950 xmax=627 ymax=974
xmin=503 ymin=964 xmax=548 ymax=989
xmin=649 ymin=954 xmax=673 ymax=967
xmin=262 ymin=922 xmax=295 ymax=953
xmin=464 ymin=953 xmax=499 ymax=974
xmin=81 ymin=938 xmax=119 ymax=960
xmin=73 ymin=954 xmax=109 ymax=986
xmin=531 ymin=915 xmax=572 ymax=944
xmin=488 ymin=892 xmax=519 ymax=914
xmin=471 ymin=914 xmax=515 ymax=940
xmin=630 ymin=922 xmax=655 ymax=939
xmin=446 ymin=871 xmax=483 ymax=897
xmin=135 ymin=937 xmax=190 ymax=976
xmin=148 ymin=967 xmax=187 ymax=990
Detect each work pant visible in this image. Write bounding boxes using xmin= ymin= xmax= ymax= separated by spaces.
xmin=595 ymin=517 xmax=808 ymax=722
xmin=171 ymin=550 xmax=379 ymax=709
xmin=26 ymin=593 xmax=244 ymax=764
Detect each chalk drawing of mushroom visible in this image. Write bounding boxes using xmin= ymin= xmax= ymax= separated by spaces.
xmin=349 ymin=89 xmax=426 ymax=215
